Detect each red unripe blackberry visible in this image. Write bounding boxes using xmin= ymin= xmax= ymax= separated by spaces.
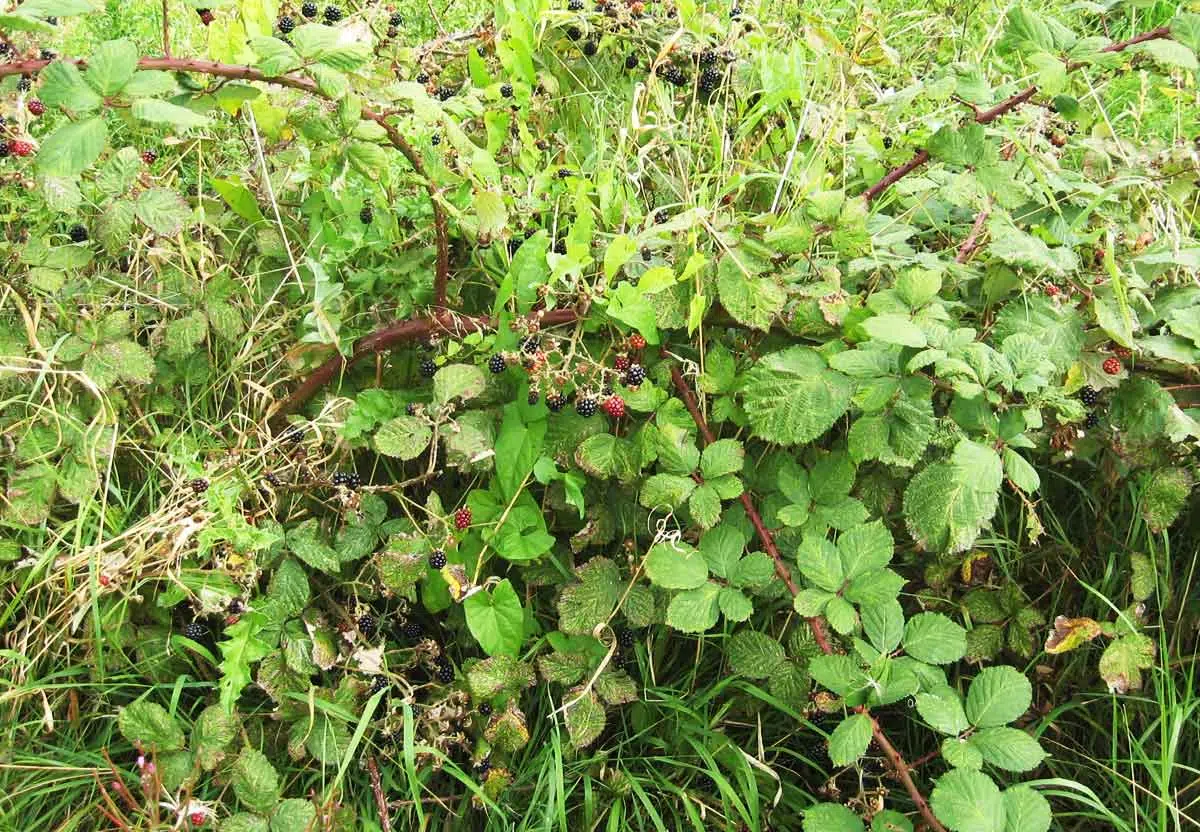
xmin=614 ymin=355 xmax=630 ymax=372
xmin=1044 ymin=284 xmax=1060 ymax=297
xmin=1112 ymin=345 xmax=1132 ymax=360
xmin=189 ymin=477 xmax=209 ymax=494
xmin=602 ymin=395 xmax=626 ymax=418
xmin=141 ymin=149 xmax=157 ymax=164
xmin=1102 ymin=356 xmax=1121 ymax=375
xmin=454 ymin=506 xmax=472 ymax=530
xmin=629 ymin=333 xmax=646 ymax=350
xmin=197 ymin=8 xmax=214 ymax=24
xmin=429 ymin=549 xmax=447 ymax=568
xmin=27 ymin=99 xmax=45 ymax=116
xmin=8 ymin=140 xmax=34 ymax=157
xmin=190 ymin=811 xmax=207 ymax=826
xmin=488 ymin=353 xmax=507 ymax=374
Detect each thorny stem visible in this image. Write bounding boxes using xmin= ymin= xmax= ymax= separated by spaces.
xmin=0 ymin=55 xmax=451 ymax=306
xmin=668 ymin=362 xmax=947 ymax=832
xmin=366 ymin=756 xmax=392 ymax=832
xmin=861 ymin=25 xmax=1174 ymax=203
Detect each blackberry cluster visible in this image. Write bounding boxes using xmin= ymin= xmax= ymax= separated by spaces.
xmin=323 ymin=5 xmax=343 ymax=23
xmin=405 ymin=402 xmax=418 ymax=415
xmin=454 ymin=506 xmax=472 ymax=529
xmin=359 ymin=205 xmax=373 ymax=224
xmin=357 ymin=613 xmax=378 ymax=638
xmin=141 ymin=149 xmax=158 ymax=164
xmin=546 ymin=392 xmax=568 ymax=412
xmin=420 ymin=357 xmax=437 ymax=378
xmin=557 ymin=167 xmax=572 ymax=179
xmin=1080 ymin=385 xmax=1098 ymax=407
xmin=575 ymin=397 xmax=598 ymax=417
xmin=264 ymin=471 xmax=283 ymax=486
xmin=332 ymin=471 xmax=362 ymax=489
xmin=301 ymin=1 xmax=317 ymax=16
xmin=278 ymin=14 xmax=295 ymax=33
xmin=189 ymin=478 xmax=210 ymax=494
xmin=27 ymin=99 xmax=45 ymax=116
xmin=488 ymin=354 xmax=507 ymax=374
xmin=430 ymin=549 xmax=447 ymax=569
xmin=500 ymin=83 xmax=514 ymax=98
xmin=625 ymin=364 xmax=646 ymax=387
xmin=478 ymin=702 xmax=493 ymax=716
xmin=659 ymin=65 xmax=687 ymax=86
xmin=699 ymin=51 xmax=719 ymax=68
xmin=430 ymin=134 xmax=441 ymax=145
xmin=184 ymin=621 xmax=208 ymax=641
xmin=283 ymin=425 xmax=304 ymax=444
xmin=882 ymin=136 xmax=894 ymax=149
xmin=401 ymin=620 xmax=423 ymax=639
xmin=698 ymin=67 xmax=722 ymax=93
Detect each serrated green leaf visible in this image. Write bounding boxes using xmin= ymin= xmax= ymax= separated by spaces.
xmin=665 ymin=582 xmax=722 ymax=633
xmin=903 ymin=613 xmax=967 ymax=665
xmin=965 ymin=666 xmax=1032 ymax=727
xmin=644 ymin=541 xmax=708 ymax=590
xmin=828 ymin=713 xmax=873 ymax=765
xmin=232 ymin=747 xmax=280 ymax=813
xmin=969 ymin=727 xmax=1045 ymax=772
xmin=563 ymin=688 xmax=606 ymax=748
xmin=464 ymin=579 xmax=524 ymax=658
xmin=117 ymin=701 xmax=185 ymax=751
xmin=930 ymin=769 xmax=1005 ymax=832
xmin=727 ymin=631 xmax=786 ymax=678
xmin=1001 ymin=786 xmax=1051 ymax=832
xmin=803 ymin=803 xmax=865 ymax=832
xmin=375 ymin=415 xmax=432 ymax=460
xmin=916 ymin=689 xmax=969 ymax=736
xmin=36 ymin=117 xmax=107 ymax=177
xmin=742 ymin=346 xmax=853 ymax=445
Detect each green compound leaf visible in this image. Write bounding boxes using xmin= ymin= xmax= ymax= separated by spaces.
xmin=742 ymin=346 xmax=853 ymax=445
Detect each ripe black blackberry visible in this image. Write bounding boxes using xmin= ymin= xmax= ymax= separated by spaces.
xmin=553 ymin=239 xmax=567 ymax=255
xmin=698 ymin=51 xmax=718 ymax=67
xmin=40 ymin=48 xmax=56 ymax=60
xmin=358 ymin=613 xmax=378 ymax=638
xmin=654 ymin=209 xmax=668 ymax=224
xmin=228 ymin=599 xmax=246 ymax=614
xmin=575 ymin=396 xmax=598 ymax=417
xmin=488 ymin=354 xmax=507 ymax=374
xmin=278 ymin=14 xmax=295 ymax=32
xmin=500 ymin=83 xmax=513 ymax=98
xmin=189 ymin=477 xmax=209 ymax=494
xmin=17 ymin=76 xmax=31 ymax=92
xmin=386 ymin=26 xmax=397 ymax=38
xmin=478 ymin=701 xmax=493 ymax=716
xmin=557 ymin=167 xmax=572 ymax=179
xmin=436 ymin=86 xmax=455 ymax=101
xmin=389 ymin=11 xmax=403 ymax=26
xmin=359 ymin=205 xmax=373 ymax=224
xmin=0 ymin=143 xmax=8 ymax=159
xmin=730 ymin=5 xmax=742 ymax=18
xmin=429 ymin=549 xmax=447 ymax=569
xmin=625 ymin=53 xmax=639 ymax=70
xmin=431 ymin=134 xmax=441 ymax=145
xmin=420 ymin=357 xmax=437 ymax=378
xmin=1080 ymin=385 xmax=1098 ymax=407
xmin=332 ymin=471 xmax=362 ymax=490
xmin=567 ymin=0 xmax=583 ymax=8
xmin=527 ymin=390 xmax=540 ymax=405
xmin=1085 ymin=411 xmax=1100 ymax=429
xmin=301 ymin=1 xmax=317 ymax=16
xmin=369 ymin=675 xmax=389 ymax=695
xmin=184 ymin=621 xmax=208 ymax=641
xmin=405 ymin=403 xmax=418 ymax=415
xmin=416 ymin=71 xmax=430 ymax=84
xmin=436 ymin=664 xmax=454 ymax=684
xmin=69 ymin=224 xmax=89 ymax=243
xmin=625 ymin=364 xmax=645 ymax=386
xmin=582 ymin=40 xmax=597 ymax=57
xmin=546 ymin=392 xmax=567 ymax=412
xmin=566 ymin=25 xmax=581 ymax=40
xmin=283 ymin=425 xmax=304 ymax=444
xmin=882 ymin=136 xmax=893 ymax=149
xmin=520 ymin=335 xmax=540 ymax=354
xmin=323 ymin=5 xmax=342 ymax=23
xmin=401 ymin=619 xmax=423 ymax=639
xmin=698 ymin=67 xmax=721 ymax=93
xmin=476 ymin=757 xmax=492 ymax=776
xmin=617 ymin=628 xmax=635 ymax=649
xmin=694 ymin=774 xmax=715 ymax=793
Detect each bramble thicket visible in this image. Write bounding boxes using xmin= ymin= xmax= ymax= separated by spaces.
xmin=1 ymin=0 xmax=1199 ymax=830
